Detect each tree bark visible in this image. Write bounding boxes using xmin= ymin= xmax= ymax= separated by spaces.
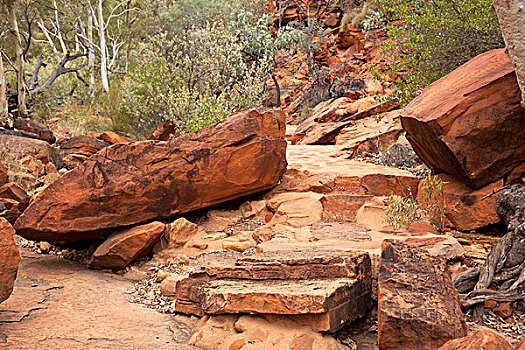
xmin=7 ymin=0 xmax=27 ymax=116
xmin=87 ymin=8 xmax=96 ymax=93
xmin=0 ymin=52 xmax=10 ymax=127
xmin=97 ymin=0 xmax=109 ymax=93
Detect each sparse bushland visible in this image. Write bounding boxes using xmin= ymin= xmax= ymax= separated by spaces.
xmin=368 ymin=0 xmax=505 ymax=106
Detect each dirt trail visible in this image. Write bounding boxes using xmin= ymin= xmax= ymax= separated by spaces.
xmin=0 ymin=248 xmax=198 ymax=350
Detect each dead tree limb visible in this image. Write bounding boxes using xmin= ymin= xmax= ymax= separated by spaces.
xmin=28 ymin=52 xmax=87 ymax=97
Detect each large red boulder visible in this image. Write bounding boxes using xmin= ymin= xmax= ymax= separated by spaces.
xmin=87 ymin=221 xmax=166 ymax=270
xmin=378 ymin=240 xmax=467 ymax=350
xmin=401 ymin=49 xmax=525 ymax=189
xmin=15 ymin=109 xmax=287 ymax=243
xmin=0 ymin=218 xmax=20 ymax=303
xmin=437 ymin=329 xmax=513 ymax=350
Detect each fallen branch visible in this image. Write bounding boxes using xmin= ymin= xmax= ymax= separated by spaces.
xmin=28 ymin=52 xmax=87 ymax=96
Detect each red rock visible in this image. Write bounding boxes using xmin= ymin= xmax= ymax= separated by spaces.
xmin=149 ymin=120 xmax=178 ymax=141
xmin=378 ymin=240 xmax=467 ymax=350
xmin=87 ymin=221 xmax=166 ymax=270
xmin=437 ymin=329 xmax=513 ymax=350
xmin=0 ymin=183 xmax=28 ymax=202
xmin=335 ymin=109 xmax=403 ymax=159
xmin=402 ymin=49 xmax=525 ymax=189
xmin=162 ymin=250 xmax=372 ymax=332
xmin=58 ymin=135 xmax=110 ymax=156
xmin=0 ymin=218 xmax=20 ymax=303
xmin=0 ymin=161 xmax=7 ymax=186
xmin=295 ymin=97 xmax=389 ymax=145
xmin=15 ymin=109 xmax=287 ymax=243
xmin=87 ymin=131 xmax=132 ymax=144
xmin=0 ymin=134 xmax=61 ymax=165
xmin=419 ymin=174 xmax=502 ymax=231
xmin=13 ymin=117 xmax=56 ymax=143
xmin=494 ymin=302 xmax=512 ymax=319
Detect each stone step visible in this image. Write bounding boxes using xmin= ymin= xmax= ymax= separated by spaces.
xmin=160 ymin=250 xmax=372 ymax=332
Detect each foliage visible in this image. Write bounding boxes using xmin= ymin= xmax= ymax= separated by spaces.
xmin=116 ymin=9 xmax=272 ymax=136
xmin=340 ymin=1 xmax=378 ymax=29
xmin=385 ymin=171 xmax=446 ymax=231
xmin=369 ymin=0 xmax=504 ymax=106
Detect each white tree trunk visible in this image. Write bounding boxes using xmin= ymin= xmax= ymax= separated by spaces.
xmin=87 ymin=8 xmax=96 ymax=93
xmin=7 ymin=1 xmax=27 ymax=115
xmin=97 ymin=0 xmax=109 ymax=93
xmin=0 ymin=53 xmax=9 ymax=125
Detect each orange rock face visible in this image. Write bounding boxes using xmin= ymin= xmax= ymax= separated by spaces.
xmin=425 ymin=174 xmax=503 ymax=231
xmin=402 ymin=49 xmax=525 ymax=189
xmin=378 ymin=240 xmax=467 ymax=350
xmin=87 ymin=221 xmax=166 ymax=270
xmin=0 ymin=218 xmax=20 ymax=303
xmin=437 ymin=329 xmax=514 ymax=350
xmin=15 ymin=109 xmax=287 ymax=243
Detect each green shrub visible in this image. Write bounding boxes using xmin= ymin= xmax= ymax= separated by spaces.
xmin=369 ymin=0 xmax=504 ymax=106
xmin=385 ymin=171 xmax=446 ymax=231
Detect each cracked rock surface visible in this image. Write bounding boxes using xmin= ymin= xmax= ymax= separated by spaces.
xmin=0 ymin=248 xmax=199 ymax=349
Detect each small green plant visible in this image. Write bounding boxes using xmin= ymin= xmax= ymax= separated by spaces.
xmin=385 ymin=171 xmax=446 ymax=231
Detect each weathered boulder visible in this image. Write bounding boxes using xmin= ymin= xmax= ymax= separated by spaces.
xmin=0 ymin=161 xmax=7 ymax=186
xmin=422 ymin=174 xmax=503 ymax=231
xmin=58 ymin=135 xmax=111 ymax=156
xmin=294 ymin=96 xmax=387 ymax=145
xmin=335 ymin=109 xmax=403 ymax=158
xmin=401 ymin=49 xmax=525 ymax=189
xmin=87 ymin=221 xmax=166 ymax=270
xmin=437 ymin=329 xmax=513 ymax=350
xmin=15 ymin=109 xmax=287 ymax=243
xmin=13 ymin=118 xmax=55 ymax=143
xmin=378 ymin=240 xmax=467 ymax=350
xmin=149 ymin=120 xmax=177 ymax=141
xmin=493 ymin=0 xmax=525 ymax=106
xmin=0 ymin=134 xmax=61 ymax=166
xmin=0 ymin=218 xmax=20 ymax=303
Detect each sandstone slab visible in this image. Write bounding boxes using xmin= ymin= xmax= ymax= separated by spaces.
xmin=437 ymin=329 xmax=513 ymax=350
xmin=87 ymin=221 xmax=166 ymax=270
xmin=378 ymin=240 xmax=467 ymax=350
xmin=161 ymin=250 xmax=372 ymax=332
xmin=0 ymin=218 xmax=20 ymax=302
xmin=402 ymin=49 xmax=525 ymax=189
xmin=15 ymin=109 xmax=287 ymax=243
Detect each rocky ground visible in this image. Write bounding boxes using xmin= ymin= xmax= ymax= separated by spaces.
xmin=0 ymin=247 xmax=200 ymax=350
